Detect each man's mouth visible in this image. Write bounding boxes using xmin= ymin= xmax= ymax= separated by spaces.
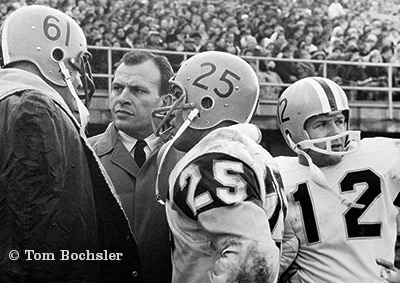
xmin=331 ymin=143 xmax=343 ymax=151
xmin=115 ymin=109 xmax=134 ymax=116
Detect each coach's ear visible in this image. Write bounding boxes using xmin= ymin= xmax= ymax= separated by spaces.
xmin=161 ymin=93 xmax=174 ymax=106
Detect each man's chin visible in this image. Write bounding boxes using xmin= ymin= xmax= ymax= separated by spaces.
xmin=114 ymin=120 xmax=133 ymax=131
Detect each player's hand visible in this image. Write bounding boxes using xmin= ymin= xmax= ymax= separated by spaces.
xmin=376 ymin=258 xmax=400 ymax=282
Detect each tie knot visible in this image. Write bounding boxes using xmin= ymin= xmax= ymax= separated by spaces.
xmin=134 ymin=140 xmax=147 ymax=168
xmin=135 ymin=139 xmax=147 ymax=149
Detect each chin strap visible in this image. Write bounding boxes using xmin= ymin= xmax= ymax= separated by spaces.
xmin=154 ymin=108 xmax=199 ymax=205
xmin=59 ymin=61 xmax=90 ymax=130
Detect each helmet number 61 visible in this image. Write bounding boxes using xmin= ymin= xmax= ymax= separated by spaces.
xmin=43 ymin=15 xmax=71 ymax=47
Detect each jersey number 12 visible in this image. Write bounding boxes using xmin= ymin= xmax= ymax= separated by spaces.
xmin=293 ymin=169 xmax=381 ymax=244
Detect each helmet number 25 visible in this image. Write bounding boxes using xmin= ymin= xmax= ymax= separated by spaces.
xmin=43 ymin=15 xmax=71 ymax=47
xmin=192 ymin=62 xmax=241 ymax=98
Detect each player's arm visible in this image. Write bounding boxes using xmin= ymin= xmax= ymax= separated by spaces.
xmin=174 ymin=153 xmax=280 ymax=282
xmin=376 ymin=258 xmax=400 ymax=282
xmin=278 ymin=215 xmax=300 ymax=282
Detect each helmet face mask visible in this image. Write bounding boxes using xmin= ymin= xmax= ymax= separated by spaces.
xmin=277 ymin=77 xmax=360 ymax=156
xmin=151 ymin=78 xmax=196 ymax=138
xmin=152 ymin=51 xmax=260 ymax=138
xmin=70 ymin=51 xmax=95 ymax=107
xmin=297 ymin=130 xmax=361 ymax=156
xmin=1 ymin=5 xmax=94 ymax=107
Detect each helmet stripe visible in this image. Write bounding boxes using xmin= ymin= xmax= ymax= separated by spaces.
xmin=311 ymin=77 xmax=339 ymax=112
xmin=326 ymin=79 xmax=346 ymax=109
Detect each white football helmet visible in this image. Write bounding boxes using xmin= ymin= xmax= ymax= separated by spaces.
xmin=277 ymin=77 xmax=360 ymax=156
xmin=0 ymin=5 xmax=94 ymax=107
xmin=152 ymin=51 xmax=260 ymax=137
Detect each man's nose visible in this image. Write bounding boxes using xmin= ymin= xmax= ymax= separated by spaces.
xmin=329 ymin=122 xmax=342 ymax=135
xmin=117 ymin=88 xmax=132 ymax=104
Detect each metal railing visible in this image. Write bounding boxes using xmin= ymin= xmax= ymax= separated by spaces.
xmin=88 ymin=45 xmax=400 ymax=119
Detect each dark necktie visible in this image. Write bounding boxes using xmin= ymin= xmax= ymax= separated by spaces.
xmin=134 ymin=140 xmax=147 ymax=168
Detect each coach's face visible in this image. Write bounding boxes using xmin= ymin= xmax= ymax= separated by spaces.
xmin=110 ymin=61 xmax=163 ymax=139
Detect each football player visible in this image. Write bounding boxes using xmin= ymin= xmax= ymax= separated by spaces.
xmin=152 ymin=51 xmax=286 ymax=282
xmin=276 ymin=77 xmax=400 ymax=282
xmin=0 ymin=5 xmax=140 ymax=282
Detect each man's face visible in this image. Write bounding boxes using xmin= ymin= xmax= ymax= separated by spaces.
xmin=304 ymin=112 xmax=347 ymax=167
xmin=110 ymin=61 xmax=163 ymax=139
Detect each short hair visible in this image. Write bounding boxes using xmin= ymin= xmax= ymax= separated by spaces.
xmin=226 ymin=243 xmax=275 ymax=283
xmin=120 ymin=50 xmax=174 ymax=96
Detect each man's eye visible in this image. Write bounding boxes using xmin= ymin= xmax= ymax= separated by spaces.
xmin=112 ymin=85 xmax=123 ymax=91
xmin=129 ymin=88 xmax=146 ymax=95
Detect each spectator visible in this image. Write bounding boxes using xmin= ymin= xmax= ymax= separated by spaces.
xmin=303 ymin=31 xmax=318 ymax=54
xmin=363 ymin=49 xmax=388 ymax=100
xmin=295 ymin=49 xmax=317 ymax=79
xmin=241 ymin=35 xmax=264 ymax=56
xmin=386 ymin=27 xmax=400 ymax=46
xmin=381 ymin=44 xmax=394 ymax=63
xmin=270 ymin=30 xmax=287 ymax=57
xmin=164 ymin=33 xmax=184 ymax=72
xmin=329 ymin=26 xmax=345 ymax=48
xmin=328 ymin=0 xmax=346 ymax=19
xmin=89 ymin=50 xmax=183 ymax=283
xmin=125 ymin=27 xmax=137 ymax=48
xmin=274 ymin=43 xmax=298 ymax=83
xmin=135 ymin=22 xmax=150 ymax=48
xmin=182 ymin=37 xmax=197 ymax=52
xmin=146 ymin=30 xmax=165 ymax=50
xmin=248 ymin=59 xmax=284 ymax=100
xmin=361 ymin=33 xmax=379 ymax=56
xmin=90 ymin=37 xmax=108 ymax=89
xmin=312 ymin=50 xmax=328 ymax=76
xmin=114 ymin=26 xmax=130 ymax=48
xmin=214 ymin=35 xmax=227 ymax=52
xmin=263 ymin=60 xmax=285 ymax=99
xmin=189 ymin=31 xmax=203 ymax=52
xmin=225 ymin=31 xmax=241 ymax=55
xmin=110 ymin=40 xmax=125 ymax=70
xmin=199 ymin=41 xmax=215 ymax=52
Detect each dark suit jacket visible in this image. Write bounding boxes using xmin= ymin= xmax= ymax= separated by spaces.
xmin=89 ymin=123 xmax=184 ymax=283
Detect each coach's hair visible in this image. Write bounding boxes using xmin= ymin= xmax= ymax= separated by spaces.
xmin=120 ymin=50 xmax=174 ymax=96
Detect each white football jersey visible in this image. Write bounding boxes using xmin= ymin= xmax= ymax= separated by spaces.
xmin=166 ymin=124 xmax=286 ymax=283
xmin=275 ymin=137 xmax=400 ymax=283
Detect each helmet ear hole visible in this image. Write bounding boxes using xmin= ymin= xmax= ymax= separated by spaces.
xmin=52 ymin=48 xmax=65 ymax=62
xmin=201 ymin=96 xmax=214 ymax=109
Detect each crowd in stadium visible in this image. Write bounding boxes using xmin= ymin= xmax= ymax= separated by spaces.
xmin=3 ymin=0 xmax=400 ymax=98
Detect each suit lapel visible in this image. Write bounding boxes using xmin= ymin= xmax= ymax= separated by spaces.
xmin=111 ymin=141 xmax=141 ymax=177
